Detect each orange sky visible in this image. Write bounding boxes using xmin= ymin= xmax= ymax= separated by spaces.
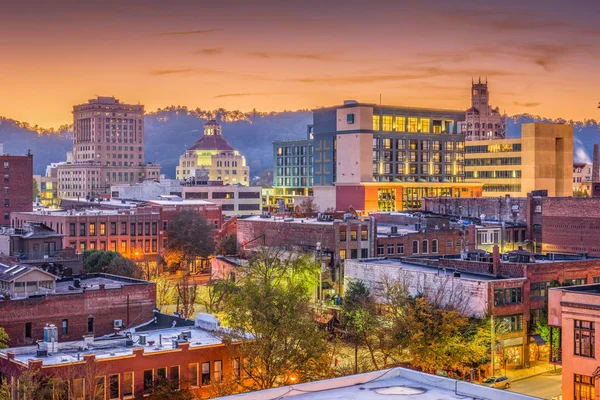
xmin=0 ymin=0 xmax=599 ymax=127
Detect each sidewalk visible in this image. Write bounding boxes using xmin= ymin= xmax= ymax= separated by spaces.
xmin=503 ymin=361 xmax=562 ymax=382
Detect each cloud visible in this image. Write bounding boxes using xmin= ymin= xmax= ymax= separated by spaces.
xmin=214 ymin=93 xmax=256 ymax=98
xmin=148 ymin=68 xmax=196 ymax=76
xmin=195 ymin=47 xmax=224 ymax=55
xmin=157 ymin=29 xmax=217 ymax=36
xmin=513 ymin=101 xmax=541 ymax=108
xmin=574 ymin=138 xmax=592 ymax=163
xmin=248 ymin=51 xmax=335 ymax=61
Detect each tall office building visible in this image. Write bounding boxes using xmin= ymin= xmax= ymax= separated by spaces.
xmin=311 ymin=101 xmax=482 ymax=212
xmin=462 ymin=79 xmax=506 ymax=141
xmin=176 ymin=120 xmax=249 ymax=185
xmin=57 ymin=97 xmax=161 ymax=199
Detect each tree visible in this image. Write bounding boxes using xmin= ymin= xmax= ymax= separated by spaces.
xmin=154 ymin=276 xmax=175 ymax=309
xmin=216 ymin=233 xmax=237 ymax=256
xmin=297 ymin=197 xmax=319 ymax=216
xmin=175 ymin=274 xmax=198 ymax=318
xmin=220 ymin=248 xmax=329 ymax=390
xmin=162 ymin=209 xmax=215 ymax=272
xmin=199 ymin=277 xmax=237 ymax=315
xmin=83 ymin=250 xmax=141 ymax=278
xmin=32 ymin=178 xmax=40 ymax=202
xmin=134 ymin=379 xmax=193 ymax=400
xmin=0 ymin=328 xmax=8 ymax=349
xmin=106 ymin=256 xmax=141 ymax=278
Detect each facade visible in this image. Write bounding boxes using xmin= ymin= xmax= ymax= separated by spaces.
xmin=176 ymin=120 xmax=249 ymax=185
xmin=465 ymin=123 xmax=574 ymax=197
xmin=11 ymin=207 xmax=162 ymax=259
xmin=0 ymin=223 xmax=64 ymax=260
xmin=0 ymin=313 xmax=242 ymax=399
xmin=0 ymin=273 xmax=155 ymax=347
xmin=462 ymin=79 xmax=507 ymax=141
xmin=110 ymin=179 xmax=262 ymax=217
xmin=573 ymin=162 xmax=593 ymax=195
xmin=57 ymin=97 xmax=161 ymax=199
xmin=311 ymin=101 xmax=482 ymax=212
xmin=272 ymin=129 xmax=314 ymax=208
xmin=548 ymin=285 xmax=600 ymax=400
xmin=0 ymin=145 xmax=33 ymax=226
xmin=34 ymin=162 xmax=60 ymax=207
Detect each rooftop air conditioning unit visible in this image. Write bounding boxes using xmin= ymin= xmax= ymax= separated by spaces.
xmin=113 ymin=319 xmax=123 ymax=329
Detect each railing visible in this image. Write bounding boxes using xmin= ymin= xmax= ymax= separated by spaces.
xmin=11 ymin=250 xmax=79 ymax=262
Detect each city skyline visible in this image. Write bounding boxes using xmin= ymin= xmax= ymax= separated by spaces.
xmin=1 ymin=0 xmax=599 ymax=127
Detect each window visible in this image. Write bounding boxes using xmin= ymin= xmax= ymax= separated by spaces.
xmin=361 ymin=248 xmax=368 ymax=258
xmin=565 ymin=278 xmax=587 ymax=286
xmin=346 ymin=113 xmax=354 ymax=124
xmin=361 ymin=229 xmax=368 ymax=241
xmin=382 ymin=115 xmax=393 ymax=131
xmin=73 ymin=378 xmax=85 ymax=400
xmin=69 ymin=223 xmax=76 ymax=236
xmin=407 ymin=117 xmax=418 ymax=132
xmin=340 ymin=231 xmax=346 ymax=242
xmin=95 ymin=377 xmax=105 ymax=400
xmin=339 ymin=249 xmax=346 ymax=260
xmin=395 ymin=116 xmax=406 ymax=132
xmin=432 ymin=240 xmax=438 ymax=253
xmin=88 ymin=317 xmax=94 ymax=333
xmin=89 ymin=223 xmax=96 ymax=236
xmin=494 ymin=287 xmax=523 ymax=306
xmin=100 ymin=223 xmax=106 ymax=235
xmin=233 ymin=358 xmax=241 ymax=379
xmin=574 ymin=374 xmax=595 ymax=400
xmin=157 ymin=367 xmax=167 ymax=381
xmin=189 ymin=363 xmax=199 ymax=387
xmin=170 ymin=365 xmax=180 ymax=389
xmin=350 ymin=231 xmax=357 ymax=241
xmin=123 ymin=372 xmax=133 ymax=398
xmin=422 ymin=240 xmax=428 ymax=254
xmin=530 ymin=282 xmax=551 ymax=299
xmin=109 ymin=374 xmax=119 ymax=399
xmin=412 ymin=240 xmax=419 ymax=254
xmin=214 ymin=360 xmax=223 ymax=383
xmin=373 ymin=115 xmax=380 ymax=130
xmin=377 ymin=244 xmax=384 ymax=256
xmin=497 ymin=314 xmax=523 ymax=332
xmin=202 ymin=362 xmax=211 ymax=385
xmin=397 ymin=243 xmax=404 ymax=254
xmin=143 ymin=370 xmax=153 ymax=394
xmin=25 ymin=322 xmax=32 ymax=339
xmin=575 ymin=320 xmax=595 ymax=358
xmin=121 ymin=222 xmax=127 ymax=234
xmin=62 ymin=319 xmax=68 ymax=335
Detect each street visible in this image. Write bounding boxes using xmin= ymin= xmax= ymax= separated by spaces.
xmin=508 ymin=372 xmax=562 ymax=399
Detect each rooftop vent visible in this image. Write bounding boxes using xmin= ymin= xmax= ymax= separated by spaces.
xmin=194 ymin=313 xmax=220 ymax=332
xmin=343 ymin=100 xmax=359 ymax=105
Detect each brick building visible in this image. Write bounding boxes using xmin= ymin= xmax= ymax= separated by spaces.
xmin=0 ymin=313 xmax=242 ymax=399
xmin=0 ymin=273 xmax=155 ymax=347
xmin=0 ymin=145 xmax=33 ymax=226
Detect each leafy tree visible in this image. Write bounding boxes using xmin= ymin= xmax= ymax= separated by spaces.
xmin=220 ymin=249 xmax=329 ymax=390
xmin=216 ymin=233 xmax=237 ymax=255
xmin=106 ymin=256 xmax=141 ymax=278
xmin=83 ymin=250 xmax=141 ymax=278
xmin=0 ymin=328 xmax=8 ymax=349
xmin=162 ymin=209 xmax=215 ymax=271
xmin=199 ymin=277 xmax=237 ymax=315
xmin=32 ymin=178 xmax=40 ymax=202
xmin=174 ymin=274 xmax=198 ymax=318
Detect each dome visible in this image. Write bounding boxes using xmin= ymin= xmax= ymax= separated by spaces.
xmin=187 ymin=120 xmax=236 ymax=151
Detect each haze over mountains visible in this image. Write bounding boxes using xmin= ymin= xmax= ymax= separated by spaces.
xmin=1 ymin=108 xmax=599 ymax=178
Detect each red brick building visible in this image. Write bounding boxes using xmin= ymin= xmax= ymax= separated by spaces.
xmin=0 ymin=273 xmax=155 ymax=347
xmin=0 ymin=314 xmax=242 ymax=399
xmin=0 ymin=148 xmax=33 ymax=226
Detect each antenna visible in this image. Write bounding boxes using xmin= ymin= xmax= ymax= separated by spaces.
xmin=379 ymin=94 xmax=382 ymax=105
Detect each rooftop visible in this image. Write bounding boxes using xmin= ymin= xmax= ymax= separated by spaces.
xmin=53 ymin=273 xmax=151 ymax=294
xmin=218 ymin=367 xmax=538 ymax=400
xmin=552 ymin=283 xmax=600 ymax=295
xmin=148 ymin=198 xmax=216 ymax=206
xmin=0 ymin=314 xmax=223 ymax=367
xmin=241 ymin=214 xmax=367 ymax=225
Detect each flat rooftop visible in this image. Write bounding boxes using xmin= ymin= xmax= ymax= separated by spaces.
xmin=552 ymin=283 xmax=600 ymax=295
xmin=148 ymin=199 xmax=216 ymax=206
xmin=351 ymin=258 xmax=500 ymax=281
xmin=219 ymin=367 xmax=538 ymax=400
xmin=241 ymin=215 xmax=367 ymax=225
xmin=1 ymin=323 xmax=222 ymax=367
xmin=54 ymin=274 xmax=151 ymax=294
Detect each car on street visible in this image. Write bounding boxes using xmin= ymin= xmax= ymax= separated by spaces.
xmin=483 ymin=376 xmax=511 ymax=389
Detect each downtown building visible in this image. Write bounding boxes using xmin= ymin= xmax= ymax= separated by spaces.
xmin=310 ymin=101 xmax=482 ymax=212
xmin=462 ymin=78 xmax=507 ymax=141
xmin=56 ymin=97 xmax=161 ymax=199
xmin=0 ymin=143 xmax=33 ymax=226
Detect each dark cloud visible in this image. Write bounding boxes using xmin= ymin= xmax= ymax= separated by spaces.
xmin=157 ymin=29 xmax=217 ymax=37
xmin=195 ymin=47 xmax=224 ymax=55
xmin=513 ymin=101 xmax=541 ymax=108
xmin=249 ymin=51 xmax=335 ymax=61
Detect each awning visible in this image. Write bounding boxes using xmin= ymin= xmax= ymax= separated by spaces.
xmin=532 ymin=334 xmax=547 ymax=345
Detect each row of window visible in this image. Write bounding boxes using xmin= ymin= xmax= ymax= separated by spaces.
xmin=373 ymin=116 xmax=455 ymax=134
xmin=374 ymin=150 xmax=465 ymax=163
xmin=276 ymin=146 xmax=313 ymax=156
xmin=376 ymin=239 xmax=441 ymax=256
xmin=374 ymin=162 xmax=465 ymax=176
xmin=69 ymin=222 xmax=158 ymax=237
xmin=70 ymin=239 xmax=158 ymax=254
xmin=482 ymin=184 xmax=522 ymax=193
xmin=374 ymin=138 xmax=464 ymax=151
xmin=340 ymin=230 xmax=368 ymax=242
xmin=465 ymin=157 xmax=522 ymax=166
xmin=465 ymin=144 xmax=522 ymax=153
xmin=465 ymin=170 xmax=522 ymax=179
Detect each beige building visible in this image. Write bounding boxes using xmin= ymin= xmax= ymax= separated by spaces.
xmin=176 ymin=120 xmax=249 ymax=185
xmin=57 ymin=97 xmax=161 ymax=199
xmin=465 ymin=123 xmax=573 ymax=197
xmin=573 ymin=162 xmax=593 ymax=195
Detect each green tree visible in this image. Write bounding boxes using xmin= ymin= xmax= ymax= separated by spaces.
xmin=220 ymin=249 xmax=329 ymax=390
xmin=215 ymin=233 xmax=237 ymax=255
xmin=0 ymin=328 xmax=8 ymax=349
xmin=83 ymin=250 xmax=141 ymax=278
xmin=162 ymin=209 xmax=215 ymax=271
xmin=32 ymin=178 xmax=40 ymax=202
xmin=106 ymin=256 xmax=141 ymax=278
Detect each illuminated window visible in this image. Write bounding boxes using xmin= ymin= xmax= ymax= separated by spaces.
xmin=407 ymin=117 xmax=418 ymax=132
xmin=394 ymin=116 xmax=406 ymax=131
xmin=382 ymin=115 xmax=393 ymax=131
xmin=339 ymin=249 xmax=346 ymax=260
xmin=420 ymin=118 xmax=430 ymax=133
xmin=373 ymin=116 xmax=380 ymax=131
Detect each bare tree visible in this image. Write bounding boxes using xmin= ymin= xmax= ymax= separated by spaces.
xmin=175 ymin=274 xmax=198 ymax=318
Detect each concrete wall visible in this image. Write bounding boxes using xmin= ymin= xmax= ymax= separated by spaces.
xmin=335 ymin=105 xmax=373 ymax=132
xmin=335 ymin=134 xmax=373 ymax=183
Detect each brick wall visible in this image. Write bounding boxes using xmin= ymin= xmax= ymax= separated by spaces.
xmin=376 ymin=230 xmax=463 ymax=257
xmin=0 ymin=277 xmax=155 ymax=347
xmin=422 ymin=196 xmax=528 ymax=224
xmin=2 ymin=154 xmax=33 ymax=226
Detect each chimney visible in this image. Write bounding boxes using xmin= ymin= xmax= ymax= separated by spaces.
xmin=593 ymin=143 xmax=599 ymax=183
xmin=492 ymin=245 xmax=500 ymax=276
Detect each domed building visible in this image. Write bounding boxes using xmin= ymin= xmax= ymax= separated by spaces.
xmin=176 ymin=120 xmax=249 ymax=185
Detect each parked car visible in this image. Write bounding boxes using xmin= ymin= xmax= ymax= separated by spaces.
xmin=483 ymin=376 xmax=511 ymax=389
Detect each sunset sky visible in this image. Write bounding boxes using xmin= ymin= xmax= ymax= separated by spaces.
xmin=1 ymin=0 xmax=599 ymax=127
